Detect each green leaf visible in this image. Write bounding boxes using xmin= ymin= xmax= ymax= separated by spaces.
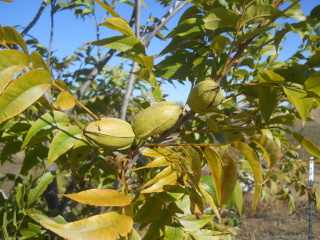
xmin=243 ymin=4 xmax=282 ymax=25
xmin=259 ymin=70 xmax=285 ymax=82
xmin=27 ymin=172 xmax=54 ymax=206
xmin=61 ymin=189 xmax=132 ymax=207
xmin=166 ymin=16 xmax=204 ymax=38
xmin=101 ymin=17 xmax=134 ymax=36
xmin=164 ymin=222 xmax=184 ymax=240
xmin=0 ymin=65 xmax=25 ymax=94
xmin=2 ymin=212 xmax=9 ymax=240
xmin=210 ymin=35 xmax=231 ymax=52
xmin=283 ymin=85 xmax=313 ymax=124
xmin=30 ymin=51 xmax=50 ymax=71
xmin=37 ymin=212 xmax=133 ymax=240
xmin=142 ymin=209 xmax=171 ymax=240
xmin=133 ymin=196 xmax=162 ymax=223
xmin=259 ymin=85 xmax=278 ymax=122
xmin=0 ymin=49 xmax=29 ymax=71
xmin=2 ymin=26 xmax=29 ymax=55
xmin=267 ymin=114 xmax=295 ymax=126
xmin=0 ymin=69 xmax=51 ymax=124
xmin=154 ymin=62 xmax=192 ymax=80
xmin=94 ymin=0 xmax=119 ymax=17
xmin=304 ymin=71 xmax=320 ymax=94
xmin=203 ymin=8 xmax=240 ymax=31
xmin=232 ymin=141 xmax=262 ymax=213
xmin=178 ymin=214 xmax=214 ymax=232
xmin=134 ymin=156 xmax=175 ymax=170
xmin=53 ymin=91 xmax=77 ymax=111
xmin=22 ymin=111 xmax=70 ymax=149
xmin=284 ymin=129 xmax=320 ymax=158
xmin=233 ymin=181 xmax=243 ymax=216
xmin=88 ymin=36 xmax=146 ymax=56
xmin=46 ymin=125 xmax=83 ymax=168
xmin=260 ymin=45 xmax=277 ymax=56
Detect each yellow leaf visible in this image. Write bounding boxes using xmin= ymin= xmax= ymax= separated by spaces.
xmin=53 ymin=91 xmax=76 ymax=111
xmin=38 ymin=212 xmax=133 ymax=240
xmin=141 ymin=172 xmax=179 ymax=193
xmin=61 ymin=189 xmax=131 ymax=207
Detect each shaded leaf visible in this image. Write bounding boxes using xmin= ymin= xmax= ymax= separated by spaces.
xmin=22 ymin=111 xmax=70 ymax=149
xmin=46 ymin=125 xmax=82 ymax=168
xmin=53 ymin=91 xmax=77 ymax=111
xmin=259 ymin=70 xmax=285 ymax=82
xmin=101 ymin=17 xmax=134 ymax=36
xmin=27 ymin=172 xmax=54 ymax=206
xmin=70 ymin=137 xmax=92 ymax=167
xmin=233 ymin=181 xmax=243 ymax=216
xmin=21 ymin=145 xmax=48 ymax=175
xmin=37 ymin=212 xmax=133 ymax=240
xmin=0 ymin=49 xmax=29 ymax=71
xmin=133 ymin=196 xmax=162 ymax=223
xmin=259 ymin=85 xmax=278 ymax=122
xmin=188 ymin=229 xmax=228 ymax=240
xmin=164 ymin=222 xmax=184 ymax=240
xmin=0 ymin=69 xmax=51 ymax=124
xmin=61 ymin=189 xmax=131 ymax=207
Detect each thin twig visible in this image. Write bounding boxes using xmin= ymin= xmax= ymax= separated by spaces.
xmin=21 ymin=0 xmax=48 ymax=36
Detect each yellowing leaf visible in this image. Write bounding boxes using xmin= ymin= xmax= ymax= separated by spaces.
xmin=30 ymin=51 xmax=50 ymax=71
xmin=202 ymin=147 xmax=237 ymax=207
xmin=102 ymin=18 xmax=134 ymax=36
xmin=94 ymin=0 xmax=119 ymax=17
xmin=141 ymin=147 xmax=171 ymax=157
xmin=140 ymin=171 xmax=179 ymax=193
xmin=283 ymin=85 xmax=312 ymax=124
xmin=53 ymin=91 xmax=77 ymax=111
xmin=183 ymin=146 xmax=202 ymax=183
xmin=232 ymin=141 xmax=263 ymax=212
xmin=61 ymin=189 xmax=131 ymax=207
xmin=134 ymin=156 xmax=175 ymax=170
xmin=198 ymin=183 xmax=220 ymax=221
xmin=38 ymin=212 xmax=133 ymax=240
xmin=0 ymin=65 xmax=25 ymax=94
xmin=0 ymin=69 xmax=51 ymax=124
xmin=0 ymin=49 xmax=29 ymax=71
xmin=2 ymin=26 xmax=29 ymax=55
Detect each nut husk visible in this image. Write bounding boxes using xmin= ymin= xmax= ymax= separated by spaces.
xmin=187 ymin=80 xmax=223 ymax=114
xmin=132 ymin=101 xmax=182 ymax=138
xmin=83 ymin=118 xmax=135 ymax=150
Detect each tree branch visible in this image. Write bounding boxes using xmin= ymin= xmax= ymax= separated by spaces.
xmin=21 ymin=0 xmax=48 ymax=36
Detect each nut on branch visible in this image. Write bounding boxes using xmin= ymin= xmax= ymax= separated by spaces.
xmin=83 ymin=118 xmax=135 ymax=150
xmin=187 ymin=80 xmax=223 ymax=114
xmin=132 ymin=101 xmax=182 ymax=138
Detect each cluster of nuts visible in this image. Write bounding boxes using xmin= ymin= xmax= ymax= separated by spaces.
xmin=83 ymin=80 xmax=222 ymax=150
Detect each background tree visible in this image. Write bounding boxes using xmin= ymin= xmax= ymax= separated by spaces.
xmin=0 ymin=0 xmax=320 ymax=239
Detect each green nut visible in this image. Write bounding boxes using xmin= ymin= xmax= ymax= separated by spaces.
xmin=83 ymin=118 xmax=135 ymax=150
xmin=187 ymin=80 xmax=223 ymax=114
xmin=132 ymin=101 xmax=182 ymax=138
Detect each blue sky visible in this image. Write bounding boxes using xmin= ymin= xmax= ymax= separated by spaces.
xmin=0 ymin=0 xmax=318 ymax=104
